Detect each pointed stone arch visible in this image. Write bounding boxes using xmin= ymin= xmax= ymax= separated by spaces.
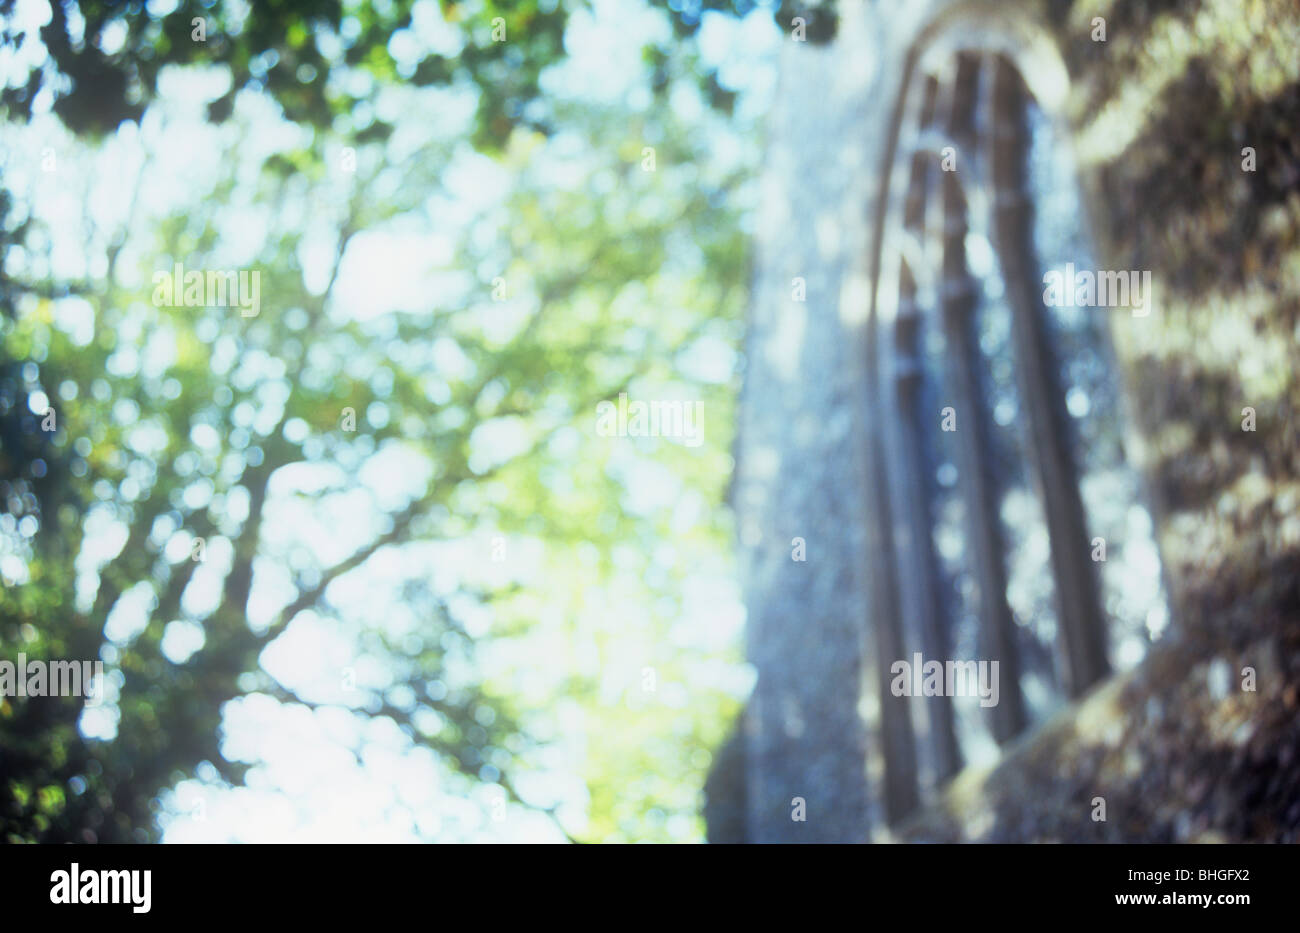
xmin=862 ymin=16 xmax=1133 ymax=819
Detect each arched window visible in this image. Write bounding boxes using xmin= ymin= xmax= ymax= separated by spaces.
xmin=868 ymin=49 xmax=1170 ymax=822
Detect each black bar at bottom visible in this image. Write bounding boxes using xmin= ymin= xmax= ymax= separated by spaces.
xmin=0 ymin=842 xmax=1285 ymax=920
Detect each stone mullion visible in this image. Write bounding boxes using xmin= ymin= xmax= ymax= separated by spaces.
xmin=887 ymin=144 xmax=964 ymax=782
xmin=938 ymin=160 xmax=1028 ymax=743
xmin=987 ymin=55 xmax=1110 ymax=698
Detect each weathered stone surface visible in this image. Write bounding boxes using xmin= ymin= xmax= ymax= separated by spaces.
xmin=718 ymin=0 xmax=1300 ymax=843
xmin=900 ymin=598 xmax=1300 ymax=842
xmin=730 ymin=1 xmax=893 ymax=843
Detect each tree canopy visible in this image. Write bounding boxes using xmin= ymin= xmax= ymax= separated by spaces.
xmin=1 ymin=0 xmax=764 ymax=841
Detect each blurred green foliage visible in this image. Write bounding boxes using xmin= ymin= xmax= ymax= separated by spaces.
xmin=0 ymin=0 xmax=830 ymax=148
xmin=1 ymin=0 xmax=568 ymax=150
xmin=0 ymin=0 xmax=753 ymax=841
